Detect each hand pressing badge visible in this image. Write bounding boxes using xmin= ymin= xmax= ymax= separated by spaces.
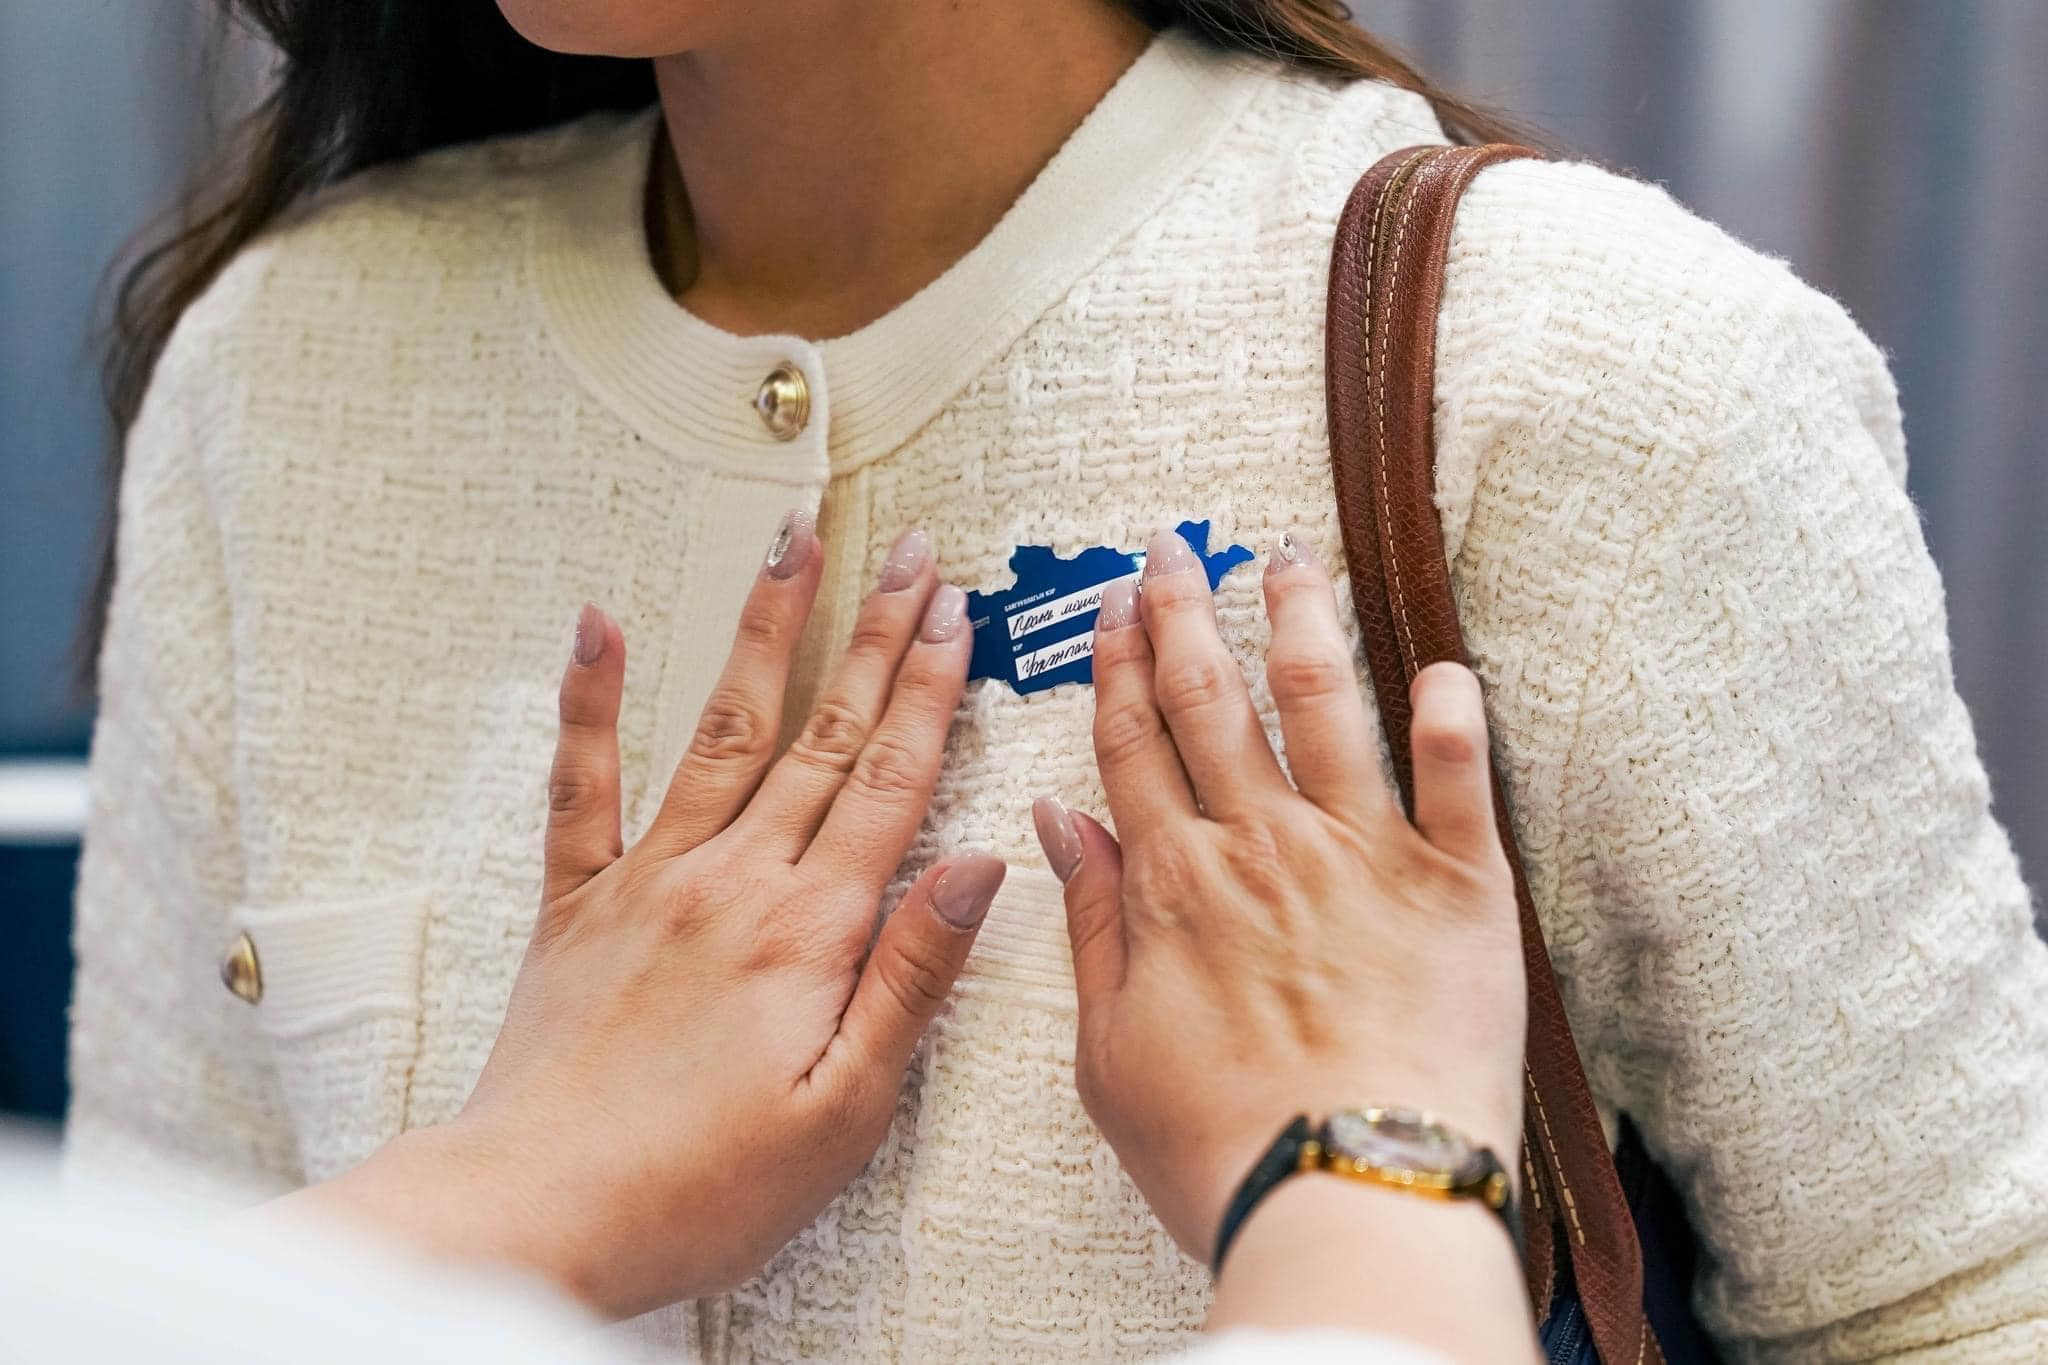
xmin=965 ymin=520 xmax=1252 ymax=695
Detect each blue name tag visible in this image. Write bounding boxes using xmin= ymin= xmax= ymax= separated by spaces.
xmin=965 ymin=520 xmax=1253 ymax=695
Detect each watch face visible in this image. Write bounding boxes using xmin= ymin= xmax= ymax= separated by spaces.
xmin=1323 ymin=1108 xmax=1488 ymax=1182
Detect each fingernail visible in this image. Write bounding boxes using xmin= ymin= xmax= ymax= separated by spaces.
xmin=1096 ymin=578 xmax=1138 ymax=632
xmin=1143 ymin=529 xmax=1199 ymax=579
xmin=764 ymin=509 xmax=816 ymax=580
xmin=931 ymin=853 xmax=1006 ymax=929
xmin=1032 ymin=797 xmax=1084 ymax=883
xmin=920 ymin=584 xmax=967 ymax=642
xmin=1267 ymin=530 xmax=1319 ymax=576
xmin=878 ymin=527 xmax=931 ymax=593
xmin=572 ymin=602 xmax=606 ymax=666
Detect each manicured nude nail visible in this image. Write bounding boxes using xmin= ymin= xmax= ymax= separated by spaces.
xmin=878 ymin=527 xmax=931 ymax=593
xmin=1143 ymin=528 xmax=1199 ymax=579
xmin=931 ymin=853 xmax=1006 ymax=929
xmin=764 ymin=509 xmax=816 ymax=580
xmin=920 ymin=584 xmax=967 ymax=642
xmin=572 ymin=602 xmax=606 ymax=666
xmin=1032 ymin=797 xmax=1084 ymax=883
xmin=1267 ymin=530 xmax=1319 ymax=576
xmin=1096 ymin=578 xmax=1138 ymax=632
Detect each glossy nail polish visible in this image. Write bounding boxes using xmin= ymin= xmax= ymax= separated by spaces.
xmin=1142 ymin=528 xmax=1199 ymax=578
xmin=1032 ymin=797 xmax=1084 ymax=883
xmin=920 ymin=584 xmax=967 ymax=642
xmin=931 ymin=854 xmax=1006 ymax=929
xmin=764 ymin=509 xmax=817 ymax=580
xmin=572 ymin=602 xmax=605 ymax=666
xmin=878 ymin=527 xmax=932 ymax=593
xmin=1267 ymin=530 xmax=1318 ymax=576
xmin=1096 ymin=578 xmax=1138 ymax=632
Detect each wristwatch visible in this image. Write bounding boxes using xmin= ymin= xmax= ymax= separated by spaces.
xmin=1211 ymin=1107 xmax=1519 ymax=1273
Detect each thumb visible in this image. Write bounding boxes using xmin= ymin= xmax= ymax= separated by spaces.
xmin=826 ymin=854 xmax=1004 ymax=1083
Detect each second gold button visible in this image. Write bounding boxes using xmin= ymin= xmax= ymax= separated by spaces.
xmin=219 ymin=931 xmax=262 ymax=1005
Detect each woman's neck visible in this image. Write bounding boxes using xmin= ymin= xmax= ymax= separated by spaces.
xmin=651 ymin=0 xmax=1154 ymax=340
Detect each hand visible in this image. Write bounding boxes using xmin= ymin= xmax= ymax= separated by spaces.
xmin=1033 ymin=529 xmax=1525 ymax=1266
xmin=297 ymin=516 xmax=1002 ymax=1318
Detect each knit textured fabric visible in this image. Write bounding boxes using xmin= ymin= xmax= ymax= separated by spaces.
xmin=65 ymin=29 xmax=2048 ymax=1363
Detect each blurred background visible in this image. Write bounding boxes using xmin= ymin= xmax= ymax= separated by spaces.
xmin=3 ymin=0 xmax=2043 ymax=1125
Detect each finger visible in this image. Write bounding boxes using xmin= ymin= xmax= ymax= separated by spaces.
xmin=817 ymin=853 xmax=1003 ymax=1089
xmin=743 ymin=528 xmax=939 ymax=859
xmin=641 ymin=509 xmax=824 ymax=858
xmin=801 ymin=582 xmax=972 ymax=882
xmin=1408 ymin=662 xmax=1502 ymax=864
xmin=1260 ymin=532 xmax=1393 ymax=817
xmin=544 ymin=602 xmax=625 ymax=904
xmin=1136 ymin=528 xmax=1289 ymax=817
xmin=1036 ymin=798 xmax=1126 ymax=1006
xmin=1090 ymin=577 xmax=1198 ymax=835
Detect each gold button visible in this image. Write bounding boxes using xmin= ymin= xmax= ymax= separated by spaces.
xmin=219 ymin=931 xmax=262 ymax=1005
xmin=753 ymin=364 xmax=810 ymax=441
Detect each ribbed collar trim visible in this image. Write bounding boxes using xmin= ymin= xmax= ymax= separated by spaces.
xmin=528 ymin=28 xmax=1268 ymax=478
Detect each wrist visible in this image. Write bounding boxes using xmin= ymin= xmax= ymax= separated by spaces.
xmin=306 ymin=1121 xmax=606 ymax=1312
xmin=1209 ymin=1174 xmax=1535 ymax=1361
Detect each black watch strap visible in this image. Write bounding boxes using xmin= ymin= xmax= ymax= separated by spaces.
xmin=1210 ymin=1112 xmax=1524 ymax=1276
xmin=1211 ymin=1114 xmax=1314 ymax=1274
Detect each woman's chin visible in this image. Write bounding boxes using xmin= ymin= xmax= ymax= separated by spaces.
xmin=493 ymin=0 xmax=726 ymax=58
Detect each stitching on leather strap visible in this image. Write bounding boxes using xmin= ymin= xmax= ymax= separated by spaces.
xmin=1525 ymin=1060 xmax=1585 ymax=1245
xmin=1371 ymin=153 xmax=1436 ymax=676
xmin=1636 ymin=1322 xmax=1649 ymax=1365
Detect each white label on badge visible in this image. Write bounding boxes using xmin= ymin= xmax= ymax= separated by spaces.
xmin=1015 ymin=632 xmax=1098 ymax=681
xmin=1006 ymin=570 xmax=1139 ymax=642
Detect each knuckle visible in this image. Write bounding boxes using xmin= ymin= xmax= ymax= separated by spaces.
xmin=845 ymin=606 xmax=906 ymax=662
xmin=791 ymin=697 xmax=871 ymax=772
xmin=847 ymin=732 xmax=928 ymax=802
xmin=1143 ymin=577 xmax=1211 ymax=620
xmin=875 ymin=937 xmax=950 ymax=1020
xmin=657 ymin=887 xmax=705 ymax=940
xmin=1094 ymin=700 xmax=1167 ymax=769
xmin=546 ymin=763 xmax=603 ymax=816
xmin=557 ymin=678 xmax=610 ymax=730
xmin=1221 ymin=820 xmax=1288 ymax=891
xmin=1417 ymin=854 xmax=1504 ymax=927
xmin=1411 ymin=711 xmax=1488 ymax=768
xmin=1089 ymin=620 xmax=1148 ymax=670
xmin=1265 ymin=646 xmax=1353 ymax=708
xmin=1153 ymin=652 xmax=1237 ymax=716
xmin=733 ymin=598 xmax=790 ymax=652
xmin=686 ymin=692 xmax=777 ymax=768
xmin=1265 ymin=565 xmax=1325 ymax=602
xmin=1125 ymin=848 xmax=1198 ymax=926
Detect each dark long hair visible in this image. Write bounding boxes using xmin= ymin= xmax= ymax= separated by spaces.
xmin=81 ymin=0 xmax=1528 ymax=690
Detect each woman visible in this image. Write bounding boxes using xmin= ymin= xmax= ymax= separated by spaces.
xmin=69 ymin=0 xmax=2048 ymax=1359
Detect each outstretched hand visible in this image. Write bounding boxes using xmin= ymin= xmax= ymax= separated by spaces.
xmin=1036 ymin=529 xmax=1526 ymax=1267
xmin=297 ymin=516 xmax=998 ymax=1319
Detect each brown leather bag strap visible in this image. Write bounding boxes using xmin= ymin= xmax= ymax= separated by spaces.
xmin=1326 ymin=144 xmax=1661 ymax=1365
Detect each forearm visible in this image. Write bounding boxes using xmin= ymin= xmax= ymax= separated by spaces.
xmin=1208 ymin=1175 xmax=1536 ymax=1364
xmin=243 ymin=1122 xmax=604 ymax=1313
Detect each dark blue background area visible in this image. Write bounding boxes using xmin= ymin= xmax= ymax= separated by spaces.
xmin=1 ymin=843 xmax=78 ymax=1122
